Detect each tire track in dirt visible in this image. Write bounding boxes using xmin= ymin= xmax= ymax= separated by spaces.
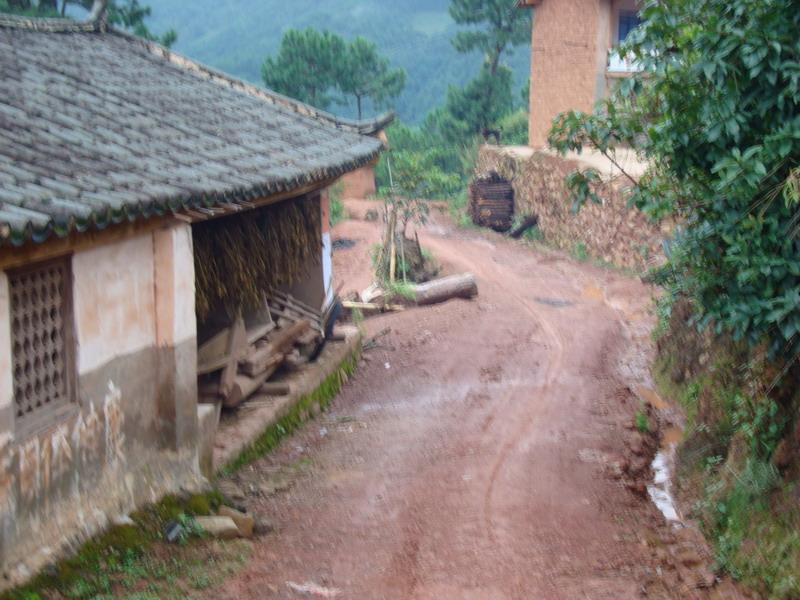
xmin=421 ymin=233 xmax=568 ymax=546
xmin=215 ymin=207 xmax=696 ymax=599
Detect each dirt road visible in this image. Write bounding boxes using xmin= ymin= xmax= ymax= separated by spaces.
xmin=213 ymin=203 xmax=726 ymax=599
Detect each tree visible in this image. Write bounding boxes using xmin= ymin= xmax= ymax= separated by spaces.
xmin=449 ymin=0 xmax=531 ymax=76
xmin=438 ymin=62 xmax=514 ymax=142
xmin=105 ymin=0 xmax=176 ymax=46
xmin=262 ymin=29 xmax=405 ymax=118
xmin=261 ymin=28 xmax=345 ymax=111
xmin=441 ymin=0 xmax=530 ymax=142
xmin=339 ymin=37 xmax=405 ymax=120
xmin=548 ymin=0 xmax=800 ymax=357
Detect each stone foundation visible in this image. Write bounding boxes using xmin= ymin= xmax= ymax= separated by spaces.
xmin=476 ymin=145 xmax=669 ymax=272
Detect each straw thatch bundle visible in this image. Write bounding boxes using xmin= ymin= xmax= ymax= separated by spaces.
xmin=193 ymin=197 xmax=322 ymax=321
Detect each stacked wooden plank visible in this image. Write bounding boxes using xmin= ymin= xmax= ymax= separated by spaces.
xmin=469 ymin=172 xmax=515 ymax=232
xmin=197 ymin=291 xmax=324 ymax=409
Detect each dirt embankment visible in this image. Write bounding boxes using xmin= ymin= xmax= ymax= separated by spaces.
xmin=209 ymin=201 xmax=745 ymax=599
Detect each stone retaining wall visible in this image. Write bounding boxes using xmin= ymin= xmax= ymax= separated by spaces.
xmin=476 ymin=145 xmax=669 ymax=272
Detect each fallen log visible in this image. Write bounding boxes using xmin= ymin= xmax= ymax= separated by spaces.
xmin=412 ymin=273 xmax=478 ymax=306
xmin=224 ymin=368 xmax=277 ymax=409
xmin=342 ymin=301 xmax=405 ymax=312
xmin=260 ymin=382 xmax=291 ymax=396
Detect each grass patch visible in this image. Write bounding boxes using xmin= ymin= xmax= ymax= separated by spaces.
xmin=0 ymin=491 xmax=247 ymax=600
xmin=447 ymin=191 xmax=473 ymax=229
xmin=383 ymin=280 xmax=416 ymax=302
xmin=572 ymin=241 xmax=589 ymax=262
xmin=522 ymin=226 xmax=544 ymax=242
xmin=220 ymin=349 xmax=360 ymax=475
xmin=635 ymin=409 xmax=651 ymax=433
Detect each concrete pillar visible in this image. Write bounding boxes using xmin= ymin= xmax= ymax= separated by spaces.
xmin=153 ymin=223 xmax=198 ymax=451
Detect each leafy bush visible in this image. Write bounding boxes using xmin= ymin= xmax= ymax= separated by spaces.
xmin=497 ymin=109 xmax=528 ymax=145
xmin=548 ymin=0 xmax=800 ymax=358
xmin=375 ymin=121 xmax=476 ymax=200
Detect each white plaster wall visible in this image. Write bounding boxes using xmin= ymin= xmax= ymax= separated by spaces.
xmin=322 ymin=231 xmax=333 ymax=308
xmin=72 ymin=234 xmax=156 ymax=374
xmin=172 ymin=225 xmax=196 ymax=344
xmin=0 ymin=272 xmax=12 ymax=416
xmin=153 ymin=224 xmax=196 ymax=347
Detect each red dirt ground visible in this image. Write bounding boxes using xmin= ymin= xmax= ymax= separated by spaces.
xmin=209 ymin=202 xmax=745 ymax=600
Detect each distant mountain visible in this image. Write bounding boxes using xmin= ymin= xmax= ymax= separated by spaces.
xmin=145 ymin=0 xmax=530 ymax=123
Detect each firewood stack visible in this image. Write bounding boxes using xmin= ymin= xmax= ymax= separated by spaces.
xmin=469 ymin=171 xmax=515 ymax=232
xmin=197 ymin=291 xmax=324 ymax=409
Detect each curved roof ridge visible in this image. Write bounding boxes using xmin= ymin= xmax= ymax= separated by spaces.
xmin=120 ymin=28 xmax=395 ymax=135
xmin=0 ymin=11 xmax=395 ymax=135
xmin=0 ymin=12 xmax=102 ymax=32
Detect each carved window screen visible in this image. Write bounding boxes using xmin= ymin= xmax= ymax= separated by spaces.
xmin=9 ymin=257 xmax=74 ymax=429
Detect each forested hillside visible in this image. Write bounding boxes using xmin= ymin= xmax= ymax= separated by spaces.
xmin=145 ymin=0 xmax=530 ymax=122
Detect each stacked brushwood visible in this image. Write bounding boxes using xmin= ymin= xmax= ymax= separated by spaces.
xmin=197 ymin=291 xmax=324 ymax=409
xmin=469 ymin=171 xmax=515 ymax=232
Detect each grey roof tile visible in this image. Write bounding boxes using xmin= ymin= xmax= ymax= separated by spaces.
xmin=0 ymin=14 xmax=393 ymax=246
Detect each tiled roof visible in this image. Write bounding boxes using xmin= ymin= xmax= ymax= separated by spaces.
xmin=0 ymin=13 xmax=392 ymax=246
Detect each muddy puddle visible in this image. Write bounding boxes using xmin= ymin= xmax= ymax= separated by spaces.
xmin=639 ymin=387 xmax=684 ymax=526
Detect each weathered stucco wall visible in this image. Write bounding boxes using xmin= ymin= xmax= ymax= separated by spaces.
xmin=73 ymin=235 xmax=157 ymax=374
xmin=286 ymin=193 xmax=329 ymax=312
xmin=340 ymin=165 xmax=376 ymax=200
xmin=0 ymin=222 xmax=201 ymax=588
xmin=528 ymin=0 xmax=607 ymax=147
xmin=476 ymin=145 xmax=666 ymax=271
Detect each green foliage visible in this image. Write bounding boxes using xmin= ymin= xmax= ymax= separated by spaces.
xmin=221 ymin=350 xmax=359 ymax=475
xmin=329 ymin=181 xmax=346 ymax=225
xmin=548 ymin=0 xmax=800 ymax=358
xmin=375 ymin=120 xmax=473 ymax=200
xmin=572 ymin=241 xmax=588 ymax=262
xmin=654 ymin=308 xmax=799 ymax=597
xmin=732 ymin=393 xmax=786 ymax=460
xmin=145 ymin=0 xmax=530 ymax=124
xmin=635 ymin=410 xmax=650 ymax=433
xmin=448 ymin=0 xmax=530 ymax=70
xmin=261 ymin=28 xmax=405 ymax=116
xmin=438 ymin=61 xmax=514 ymax=142
xmin=338 ymin=36 xmax=406 ymax=119
xmin=107 ymin=0 xmax=177 ymax=47
xmin=520 ymin=76 xmax=530 ymax=109
xmin=261 ymin=28 xmax=347 ymax=110
xmin=0 ymin=491 xmax=239 ymax=600
xmin=437 ymin=0 xmax=530 ymax=142
xmin=497 ymin=109 xmax=528 ymax=145
xmin=383 ymin=280 xmax=417 ymax=301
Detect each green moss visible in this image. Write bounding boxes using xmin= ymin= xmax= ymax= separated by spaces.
xmin=220 ymin=349 xmax=360 ymax=476
xmin=3 ymin=350 xmax=361 ymax=599
xmin=1 ymin=490 xmax=226 ymax=600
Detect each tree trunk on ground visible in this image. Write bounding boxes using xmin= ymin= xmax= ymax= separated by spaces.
xmin=412 ymin=273 xmax=478 ymax=306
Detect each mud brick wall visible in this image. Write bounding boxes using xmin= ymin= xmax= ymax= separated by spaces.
xmin=476 ymin=146 xmax=668 ymax=272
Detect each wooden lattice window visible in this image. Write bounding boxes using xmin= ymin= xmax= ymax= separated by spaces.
xmin=9 ymin=257 xmax=74 ymax=431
